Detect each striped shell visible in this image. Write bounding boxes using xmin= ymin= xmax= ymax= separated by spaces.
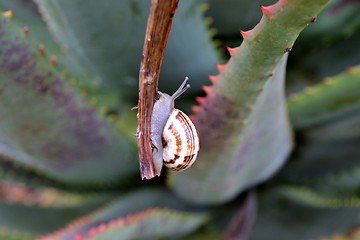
xmin=162 ymin=109 xmax=200 ymax=171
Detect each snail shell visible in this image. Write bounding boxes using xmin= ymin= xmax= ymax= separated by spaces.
xmin=162 ymin=109 xmax=199 ymax=171
xmin=151 ymin=77 xmax=200 ymax=172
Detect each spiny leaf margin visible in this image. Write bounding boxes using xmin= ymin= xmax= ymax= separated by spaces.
xmin=170 ymin=0 xmax=330 ymax=205
xmin=288 ymin=65 xmax=360 ymax=129
xmin=279 ymin=185 xmax=360 ymax=208
xmin=0 ymin=12 xmax=137 ymax=184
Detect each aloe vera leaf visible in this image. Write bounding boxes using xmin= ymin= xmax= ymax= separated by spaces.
xmin=301 ymin=0 xmax=360 ymax=40
xmin=0 ymin=179 xmax=115 ymax=208
xmin=170 ymin=0 xmax=330 ymax=204
xmin=279 ymin=185 xmax=360 ymax=208
xmin=0 ymin=180 xmax=112 ymax=236
xmin=0 ymin=13 xmax=138 ymax=184
xmin=317 ymin=229 xmax=360 ymax=240
xmin=250 ymin=190 xmax=360 ymax=240
xmin=0 ymin=0 xmax=94 ymax=84
xmin=0 ymin=228 xmax=34 ymax=240
xmin=171 ymin=55 xmax=292 ymax=204
xmin=74 ymin=209 xmax=207 ymax=240
xmin=0 ymin=198 xmax=106 ymax=236
xmin=288 ymin=65 xmax=360 ymax=129
xmin=37 ymin=188 xmax=208 ymax=240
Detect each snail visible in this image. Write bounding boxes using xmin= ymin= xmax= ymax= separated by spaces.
xmin=151 ymin=77 xmax=200 ymax=173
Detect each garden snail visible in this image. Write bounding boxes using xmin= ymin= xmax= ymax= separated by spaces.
xmin=151 ymin=77 xmax=200 ymax=173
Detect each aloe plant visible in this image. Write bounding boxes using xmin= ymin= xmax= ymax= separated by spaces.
xmin=0 ymin=0 xmax=360 ymax=239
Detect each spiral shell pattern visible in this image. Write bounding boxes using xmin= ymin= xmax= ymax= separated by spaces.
xmin=162 ymin=109 xmax=200 ymax=171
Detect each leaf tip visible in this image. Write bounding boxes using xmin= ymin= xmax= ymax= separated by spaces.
xmin=70 ymin=78 xmax=78 ymax=85
xmin=240 ymin=30 xmax=251 ymax=39
xmin=200 ymin=3 xmax=209 ymax=12
xmin=50 ymin=55 xmax=58 ymax=67
xmin=260 ymin=5 xmax=274 ymax=17
xmin=3 ymin=10 xmax=13 ymax=18
xmin=90 ymin=98 xmax=98 ymax=106
xmin=216 ymin=64 xmax=226 ymax=72
xmin=323 ymin=77 xmax=334 ymax=85
xmin=188 ymin=114 xmax=196 ymax=122
xmin=227 ymin=46 xmax=240 ymax=56
xmin=38 ymin=44 xmax=46 ymax=56
xmin=346 ymin=66 xmax=357 ymax=74
xmin=209 ymin=28 xmax=218 ymax=37
xmin=62 ymin=70 xmax=69 ymax=78
xmin=74 ymin=233 xmax=84 ymax=240
xmin=204 ymin=16 xmax=214 ymax=25
xmin=304 ymin=86 xmax=316 ymax=94
xmin=192 ymin=105 xmax=201 ymax=113
xmin=202 ymin=85 xmax=212 ymax=94
xmin=22 ymin=26 xmax=29 ymax=37
xmin=196 ymin=96 xmax=206 ymax=104
xmin=208 ymin=74 xmax=219 ymax=83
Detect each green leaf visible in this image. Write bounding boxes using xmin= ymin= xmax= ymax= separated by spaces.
xmin=0 ymin=198 xmax=106 ymax=236
xmin=0 ymin=227 xmax=33 ymax=240
xmin=250 ymin=190 xmax=360 ymax=240
xmin=301 ymin=0 xmax=360 ymax=40
xmin=280 ymin=106 xmax=360 ymax=184
xmin=279 ymin=185 xmax=360 ymax=208
xmin=0 ymin=0 xmax=94 ymax=84
xmin=0 ymin=179 xmax=113 ymax=208
xmin=171 ymin=55 xmax=292 ymax=204
xmin=170 ymin=0 xmax=330 ymax=204
xmin=38 ymin=188 xmax=208 ymax=240
xmin=317 ymin=229 xmax=360 ymax=240
xmin=79 ymin=209 xmax=207 ymax=240
xmin=0 ymin=13 xmax=137 ymax=184
xmin=34 ymin=0 xmax=219 ymax=98
xmin=288 ymin=65 xmax=360 ymax=129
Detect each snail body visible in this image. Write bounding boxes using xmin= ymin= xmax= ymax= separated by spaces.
xmin=151 ymin=77 xmax=200 ymax=172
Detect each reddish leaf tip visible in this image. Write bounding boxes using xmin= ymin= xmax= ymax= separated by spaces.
xmin=200 ymin=3 xmax=209 ymax=12
xmin=208 ymin=74 xmax=219 ymax=83
xmin=240 ymin=30 xmax=251 ymax=39
xmin=216 ymin=64 xmax=226 ymax=72
xmin=346 ymin=66 xmax=356 ymax=74
xmin=189 ymin=114 xmax=196 ymax=122
xmin=196 ymin=96 xmax=206 ymax=104
xmin=227 ymin=46 xmax=239 ymax=55
xmin=202 ymin=85 xmax=212 ymax=94
xmin=192 ymin=105 xmax=201 ymax=113
xmin=38 ymin=44 xmax=46 ymax=56
xmin=50 ymin=55 xmax=58 ymax=67
xmin=209 ymin=28 xmax=218 ymax=37
xmin=260 ymin=4 xmax=276 ymax=16
xmin=310 ymin=17 xmax=317 ymax=23
xmin=98 ymin=223 xmax=107 ymax=233
xmin=4 ymin=10 xmax=13 ymax=18
xmin=74 ymin=233 xmax=84 ymax=240
xmin=63 ymin=70 xmax=69 ymax=79
xmin=22 ymin=26 xmax=29 ymax=37
xmin=204 ymin=16 xmax=214 ymax=25
xmin=323 ymin=77 xmax=333 ymax=85
xmin=88 ymin=227 xmax=97 ymax=237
